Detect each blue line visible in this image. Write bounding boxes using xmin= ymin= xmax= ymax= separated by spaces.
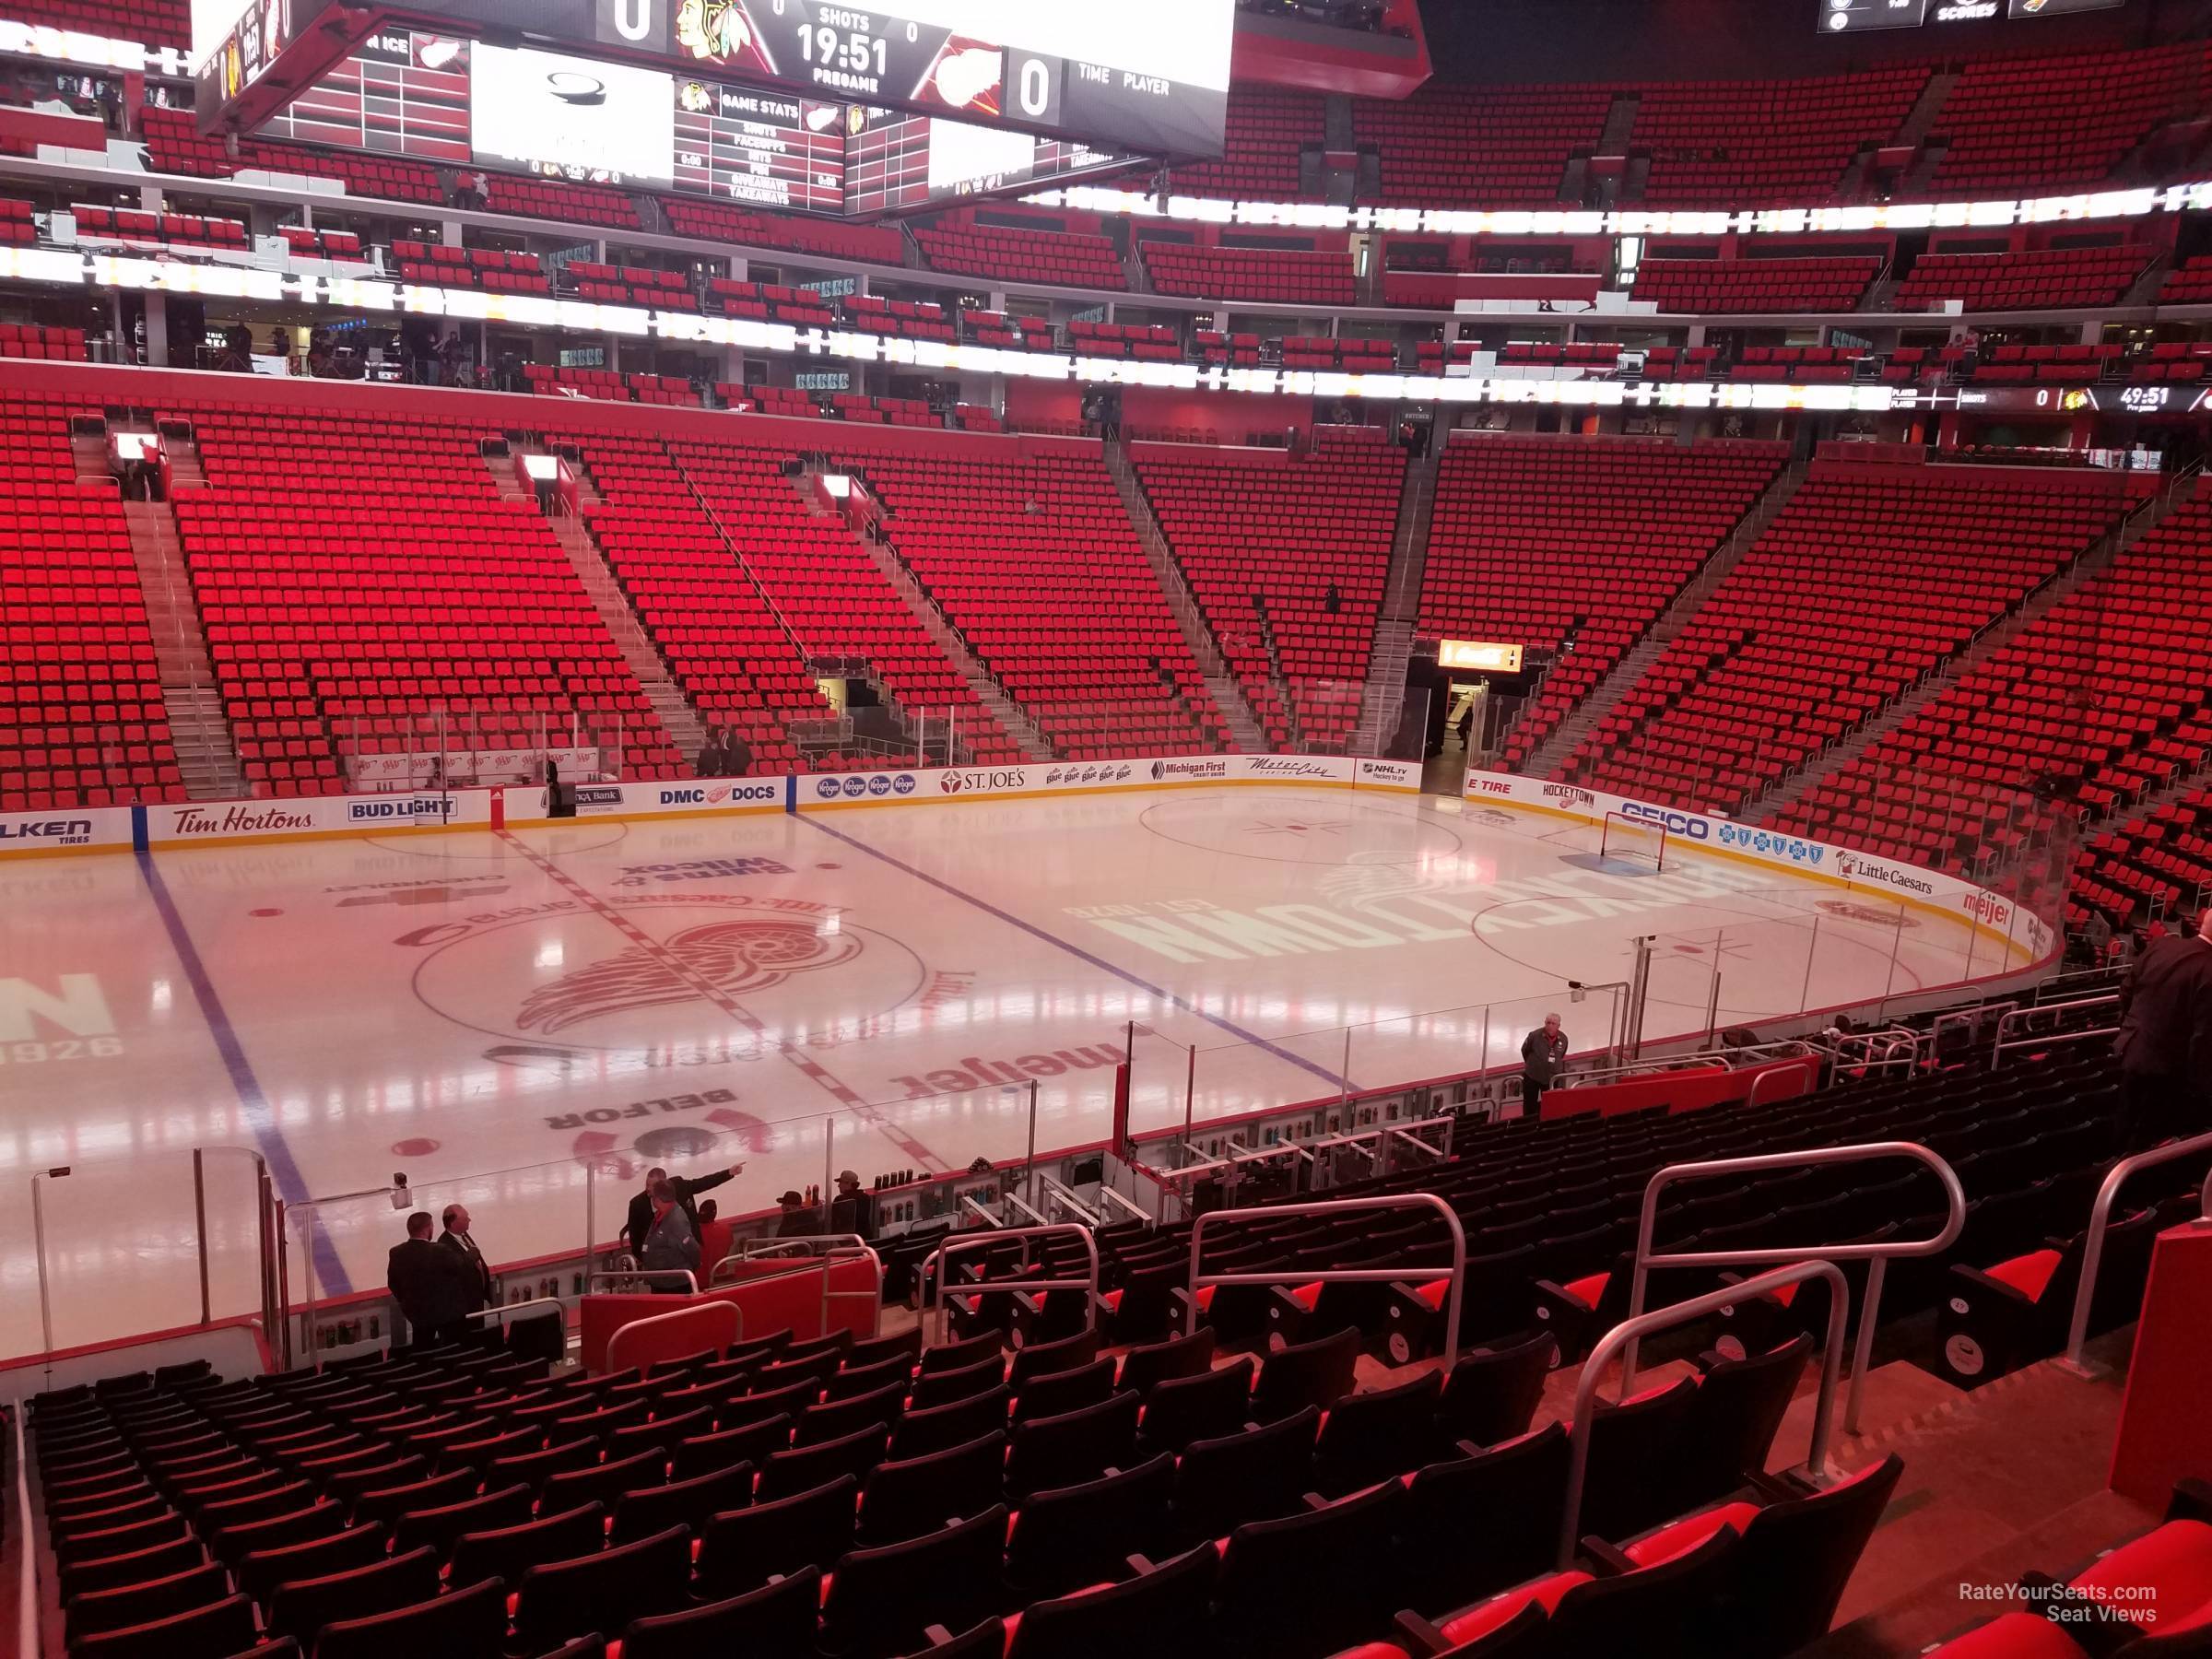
xmin=135 ymin=849 xmax=352 ymax=1296
xmin=801 ymin=815 xmax=1350 ymax=1090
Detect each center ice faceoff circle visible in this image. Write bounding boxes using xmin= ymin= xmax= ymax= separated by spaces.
xmin=407 ymin=891 xmax=930 ymax=1059
xmin=1136 ymin=794 xmax=1467 ymax=865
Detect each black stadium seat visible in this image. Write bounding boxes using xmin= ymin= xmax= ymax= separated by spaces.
xmin=310 ymin=1574 xmax=510 ymax=1659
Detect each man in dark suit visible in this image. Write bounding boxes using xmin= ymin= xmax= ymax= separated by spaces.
xmin=386 ymin=1210 xmax=469 ymax=1344
xmin=2117 ymin=909 xmax=2212 ymax=1152
xmin=623 ymin=1162 xmax=745 ymax=1259
xmin=439 ymin=1202 xmax=495 ymax=1325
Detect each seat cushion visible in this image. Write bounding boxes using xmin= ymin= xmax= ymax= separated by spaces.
xmin=1437 ymin=1570 xmax=1592 ymax=1645
xmin=1622 ymin=1501 xmax=1762 ymax=1568
xmin=1561 ymin=1273 xmax=1608 ymax=1311
xmin=2071 ymin=1520 xmax=2212 ymax=1631
xmin=1986 ymin=1249 xmax=2065 ymax=1303
xmin=1928 ymin=1613 xmax=2089 ymax=1658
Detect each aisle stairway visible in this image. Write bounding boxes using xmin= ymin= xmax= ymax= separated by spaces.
xmin=1350 ymin=439 xmax=1443 ymax=758
xmin=115 ymin=429 xmax=242 ymax=801
xmin=1103 ymin=434 xmax=1268 ymax=753
xmin=798 ymin=465 xmax=1058 ymax=764
xmin=1515 ymin=457 xmax=1809 ymax=781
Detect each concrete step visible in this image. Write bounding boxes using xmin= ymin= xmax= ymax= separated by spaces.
xmin=547 ymin=512 xmax=704 ymax=758
xmin=1522 ymin=456 xmax=1811 ymax=781
xmin=1351 ymin=441 xmax=1442 ymax=756
xmin=1101 ymin=435 xmax=1262 ymax=752
xmin=839 ymin=501 xmax=1057 ymax=763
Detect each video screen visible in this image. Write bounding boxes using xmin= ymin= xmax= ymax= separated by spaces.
xmin=471 ymin=42 xmax=676 ymax=184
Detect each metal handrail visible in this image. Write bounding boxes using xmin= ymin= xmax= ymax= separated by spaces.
xmin=2058 ymin=1129 xmax=2212 ymax=1375
xmin=606 ymin=1300 xmax=742 ymax=1376
xmin=1561 ymin=1259 xmax=1848 ymax=1569
xmin=1991 ymin=994 xmax=2120 ymax=1066
xmin=1030 ymin=1175 xmax=1100 ymax=1228
xmin=707 ymin=1235 xmax=884 ymax=1340
xmin=1002 ymin=1190 xmax=1048 ymax=1228
xmin=587 ymin=1269 xmax=698 ymax=1294
xmin=1386 ymin=1125 xmax=1449 ymax=1161
xmin=959 ymin=1196 xmax=1003 ymax=1228
xmin=1618 ymin=1141 xmax=1965 ymax=1436
xmin=922 ymin=1224 xmax=1101 ymax=1345
xmin=1186 ymin=1195 xmax=1469 ymax=1362
xmin=1096 ymin=1185 xmax=1150 ymax=1224
xmin=1929 ymin=1000 xmax=2015 ymax=1056
xmin=13 ymin=1396 xmax=35 ymax=1659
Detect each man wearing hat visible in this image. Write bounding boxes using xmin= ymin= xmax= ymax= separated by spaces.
xmin=828 ymin=1169 xmax=877 ymax=1240
xmin=774 ymin=1189 xmax=818 ymax=1237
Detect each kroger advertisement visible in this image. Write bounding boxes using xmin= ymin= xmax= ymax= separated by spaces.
xmin=1460 ymin=766 xmax=2055 ymax=969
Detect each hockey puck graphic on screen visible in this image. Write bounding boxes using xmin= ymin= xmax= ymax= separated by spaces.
xmin=546 ymin=71 xmax=606 ymax=106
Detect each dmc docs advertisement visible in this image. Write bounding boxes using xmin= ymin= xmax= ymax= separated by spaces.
xmin=544 ymin=777 xmax=786 ymax=819
xmin=470 ymin=42 xmax=677 ymax=183
xmin=1458 ymin=765 xmax=2054 ymax=966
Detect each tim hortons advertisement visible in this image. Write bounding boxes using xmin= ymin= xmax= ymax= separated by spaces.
xmin=144 ymin=792 xmax=494 ymax=844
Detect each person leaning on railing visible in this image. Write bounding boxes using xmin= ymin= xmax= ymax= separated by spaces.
xmin=2115 ymin=908 xmax=2212 ymax=1153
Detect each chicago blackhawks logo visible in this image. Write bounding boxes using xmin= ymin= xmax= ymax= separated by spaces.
xmin=518 ymin=918 xmax=863 ymax=1035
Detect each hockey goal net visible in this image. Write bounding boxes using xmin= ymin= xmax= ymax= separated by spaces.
xmin=1600 ymin=811 xmax=1668 ymax=872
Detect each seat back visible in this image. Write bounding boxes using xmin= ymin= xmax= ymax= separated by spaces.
xmin=1006 ymin=1327 xmax=1101 ymax=1389
xmin=618 ymin=1566 xmax=821 ymax=1659
xmin=1582 ymin=1376 xmax=1701 ymax=1542
xmin=674 ymin=1413 xmax=793 ymax=1478
xmin=611 ymin=1459 xmax=756 ymax=1545
xmin=1547 ymin=1525 xmax=1741 ymax=1659
xmin=1724 ymin=1453 xmax=1906 ymax=1653
xmin=512 ymin=1524 xmax=693 ymax=1653
xmin=859 ymin=1431 xmax=1007 ymax=1547
xmin=1005 ymin=1453 xmax=1175 ymax=1600
xmin=1004 ymin=1542 xmax=1218 ymax=1659
xmin=820 ymin=1505 xmax=1009 ymax=1659
xmin=696 ymin=1475 xmax=859 ymax=1597
xmin=917 ymin=1332 xmax=1004 ymax=1376
xmin=1136 ymin=1356 xmax=1253 ymax=1454
xmin=1005 ymin=1389 xmax=1140 ymax=1502
xmin=1675 ymin=1335 xmax=1813 ymax=1511
xmin=1011 ymin=1357 xmax=1117 ymax=1426
xmin=1249 ymin=1325 xmax=1360 ymax=1424
xmin=1401 ymin=1423 xmax=1572 ymax=1609
xmin=911 ymin=1355 xmax=1006 ymax=1411
xmin=892 ymin=1387 xmax=1012 ymax=1460
xmin=1314 ymin=1371 xmax=1442 ymax=1496
xmin=448 ymin=1501 xmax=606 ymax=1591
xmin=1438 ymin=1332 xmax=1557 ymax=1447
xmin=264 ymin=1546 xmax=440 ymax=1643
xmin=760 ymin=1422 xmax=889 ymax=1501
xmin=1115 ymin=1327 xmax=1215 ymax=1395
xmin=1215 ymin=1480 xmax=1406 ymax=1654
xmin=1171 ymin=1406 xmax=1320 ymax=1541
xmin=236 ymin=1519 xmax=390 ymax=1604
xmin=311 ymin=1575 xmax=509 ymax=1659
xmin=66 ymin=1592 xmax=257 ymax=1659
xmin=389 ymin=1483 xmax=531 ymax=1561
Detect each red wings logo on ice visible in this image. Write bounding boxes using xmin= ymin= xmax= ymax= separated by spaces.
xmin=517 ymin=919 xmax=864 ymax=1035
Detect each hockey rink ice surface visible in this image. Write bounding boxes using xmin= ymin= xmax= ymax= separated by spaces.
xmin=0 ymin=785 xmax=2011 ymax=1359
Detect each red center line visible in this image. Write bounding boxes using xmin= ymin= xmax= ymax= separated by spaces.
xmin=497 ymin=829 xmax=951 ymax=1174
